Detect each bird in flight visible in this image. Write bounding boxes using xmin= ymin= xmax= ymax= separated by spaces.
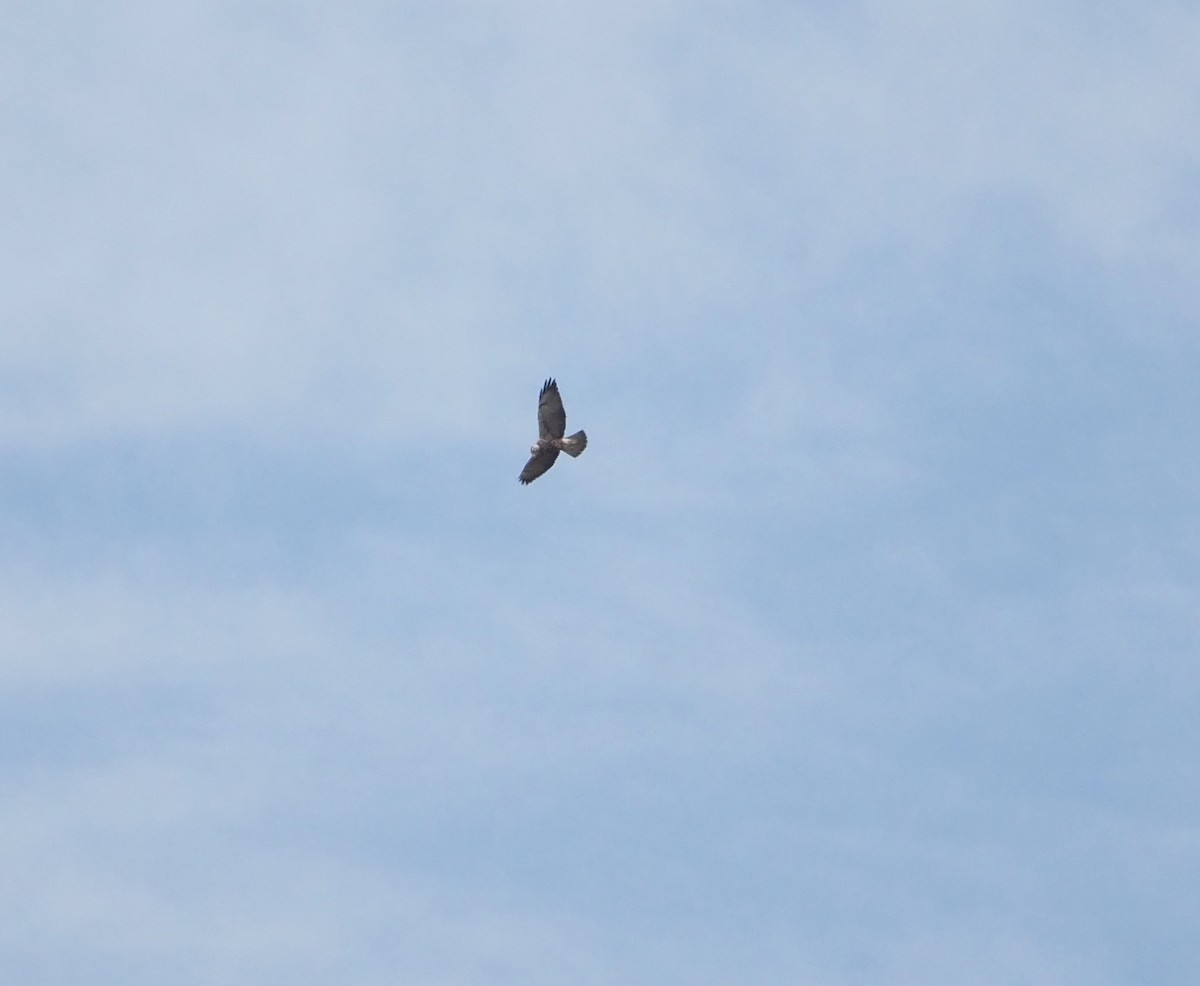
xmin=518 ymin=378 xmax=588 ymax=484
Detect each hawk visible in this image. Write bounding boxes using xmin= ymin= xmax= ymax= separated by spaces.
xmin=518 ymin=378 xmax=587 ymax=484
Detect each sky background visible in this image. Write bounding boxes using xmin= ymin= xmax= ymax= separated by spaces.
xmin=3 ymin=1 xmax=1199 ymax=983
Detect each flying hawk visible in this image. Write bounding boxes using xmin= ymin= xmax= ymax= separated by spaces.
xmin=518 ymin=378 xmax=587 ymax=484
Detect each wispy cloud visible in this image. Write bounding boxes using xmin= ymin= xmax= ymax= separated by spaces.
xmin=2 ymin=1 xmax=1199 ymax=983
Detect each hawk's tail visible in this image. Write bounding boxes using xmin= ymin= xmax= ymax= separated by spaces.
xmin=559 ymin=430 xmax=587 ymax=457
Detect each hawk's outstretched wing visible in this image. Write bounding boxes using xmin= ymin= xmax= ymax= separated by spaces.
xmin=537 ymin=378 xmax=567 ymax=440
xmin=519 ymin=447 xmax=560 ymax=485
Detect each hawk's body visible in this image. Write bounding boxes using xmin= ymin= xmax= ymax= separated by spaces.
xmin=519 ymin=378 xmax=587 ymax=484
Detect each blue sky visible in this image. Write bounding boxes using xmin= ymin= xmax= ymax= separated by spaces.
xmin=3 ymin=1 xmax=1199 ymax=983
